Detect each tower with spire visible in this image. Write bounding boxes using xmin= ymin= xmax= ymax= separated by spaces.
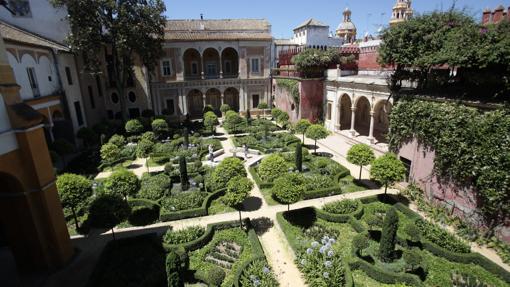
xmin=390 ymin=0 xmax=413 ymax=26
xmin=336 ymin=7 xmax=357 ymax=43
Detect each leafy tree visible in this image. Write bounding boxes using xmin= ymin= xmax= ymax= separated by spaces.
xmin=100 ymin=143 xmax=121 ymax=166
xmin=136 ymin=139 xmax=153 ymax=158
xmin=108 ymin=134 xmax=126 ymax=147
xmin=295 ymin=142 xmax=303 ymax=172
xmin=77 ymin=127 xmax=98 ymax=147
xmin=352 ymin=233 xmax=370 ymax=257
xmin=56 ymin=173 xmax=92 ymax=231
xmin=370 ymin=153 xmax=406 ymax=194
xmin=294 ymin=119 xmax=311 ymax=143
xmin=292 ymin=48 xmax=354 ymax=78
xmin=104 ymin=169 xmax=140 ymax=201
xmin=365 ymin=214 xmax=383 ymax=230
xmin=403 ymin=223 xmax=422 ymax=243
xmin=88 ymin=193 xmax=131 ymax=240
xmin=271 ymin=108 xmax=284 ymax=121
xmin=224 ymin=110 xmax=243 ymax=133
xmin=347 ymin=144 xmax=375 ymax=180
xmin=203 ymin=104 xmax=214 ymax=114
xmin=179 ymin=156 xmax=189 ymax=191
xmin=208 ymin=157 xmax=246 ymax=191
xmin=379 ymin=207 xmax=399 ymax=262
xmin=53 ymin=0 xmax=166 ymax=120
xmin=223 ymin=176 xmax=253 ymax=227
xmin=305 ymin=124 xmax=329 ymax=153
xmin=220 ymin=104 xmax=231 ymax=115
xmin=152 ymin=119 xmax=169 ymax=139
xmin=125 ymin=119 xmax=144 ymax=135
xmin=141 ymin=131 xmax=156 ymax=143
xmin=276 ymin=111 xmax=290 ymax=127
xmin=258 ymin=154 xmax=288 ymax=182
xmin=203 ymin=111 xmax=218 ymax=134
xmin=272 ymin=173 xmax=305 ymax=210
xmin=403 ymin=249 xmax=423 ymax=271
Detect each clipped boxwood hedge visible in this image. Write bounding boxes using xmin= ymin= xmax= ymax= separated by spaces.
xmin=349 ymin=259 xmax=424 ymax=287
xmin=127 ymin=198 xmax=160 ymax=226
xmin=315 ymin=203 xmax=364 ymax=222
xmin=159 ymin=188 xmax=225 ymax=222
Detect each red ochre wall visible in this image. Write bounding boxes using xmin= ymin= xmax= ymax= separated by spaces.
xmin=299 ymin=80 xmax=323 ymax=123
xmin=359 ymin=49 xmax=381 ymax=71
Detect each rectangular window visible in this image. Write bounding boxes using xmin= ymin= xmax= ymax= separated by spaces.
xmin=252 ymin=94 xmax=260 ymax=109
xmin=26 ymin=67 xmax=39 ymax=97
xmin=224 ymin=60 xmax=232 ymax=74
xmin=166 ymin=99 xmax=175 ymax=115
xmin=9 ymin=0 xmax=32 ymax=17
xmin=88 ymin=86 xmax=95 ymax=109
xmin=191 ymin=62 xmax=198 ymax=75
xmin=206 ymin=63 xmax=217 ymax=77
xmin=74 ymin=101 xmax=84 ymax=126
xmin=400 ymin=157 xmax=412 ymax=182
xmin=65 ymin=67 xmax=73 ymax=85
xmin=327 ymin=102 xmax=332 ymax=120
xmin=251 ymin=58 xmax=260 ymax=74
xmin=107 ymin=110 xmax=114 ymax=119
xmin=161 ymin=60 xmax=172 ymax=76
xmin=95 ymin=75 xmax=103 ymax=97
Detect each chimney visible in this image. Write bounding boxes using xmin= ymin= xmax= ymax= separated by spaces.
xmin=482 ymin=8 xmax=492 ymax=25
xmin=200 ymin=13 xmax=203 ymax=20
xmin=493 ymin=5 xmax=505 ymax=24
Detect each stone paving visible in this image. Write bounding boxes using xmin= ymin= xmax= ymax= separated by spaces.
xmin=43 ymin=126 xmax=510 ymax=287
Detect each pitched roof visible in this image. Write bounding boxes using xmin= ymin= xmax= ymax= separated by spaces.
xmin=0 ymin=21 xmax=69 ymax=51
xmin=165 ymin=19 xmax=272 ymax=41
xmin=294 ymin=18 xmax=329 ymax=31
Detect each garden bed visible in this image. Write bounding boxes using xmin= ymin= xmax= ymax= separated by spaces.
xmin=232 ymin=132 xmax=300 ymax=154
xmin=276 ymin=195 xmax=510 ymax=286
xmin=250 ymin=154 xmax=364 ymax=205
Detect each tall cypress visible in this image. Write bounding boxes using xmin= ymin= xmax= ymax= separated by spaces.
xmin=295 ymin=142 xmax=303 ymax=172
xmin=179 ymin=156 xmax=189 ymax=191
xmin=183 ymin=127 xmax=189 ymax=149
xmin=379 ymin=207 xmax=399 ymax=262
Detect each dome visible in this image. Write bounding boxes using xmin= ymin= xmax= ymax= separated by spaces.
xmin=337 ymin=21 xmax=356 ymax=31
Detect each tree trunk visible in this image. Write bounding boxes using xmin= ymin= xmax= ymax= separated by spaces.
xmin=384 ymin=184 xmax=388 ymax=194
xmin=314 ymin=140 xmax=317 ymax=153
xmin=288 ymin=204 xmax=290 ymax=211
xmin=111 ymin=228 xmax=116 ymax=241
xmin=71 ymin=206 xmax=79 ymax=231
xmin=238 ymin=210 xmax=242 ymax=228
xmin=302 ymin=133 xmax=305 ymax=143
xmin=359 ymin=166 xmax=363 ymax=180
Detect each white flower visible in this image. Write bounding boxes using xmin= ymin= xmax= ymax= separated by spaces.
xmin=329 ymin=238 xmax=336 ymax=244
xmin=300 ymin=259 xmax=307 ymax=265
xmin=319 ymin=246 xmax=328 ymax=254
xmin=323 ymin=272 xmax=330 ymax=278
xmin=324 ymin=260 xmax=332 ymax=268
xmin=262 ymin=266 xmax=270 ymax=274
xmin=306 ymin=248 xmax=313 ymax=254
xmin=327 ymin=250 xmax=335 ymax=257
xmin=311 ymin=241 xmax=319 ymax=248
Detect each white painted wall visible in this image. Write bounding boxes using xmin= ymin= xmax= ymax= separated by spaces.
xmin=0 ymin=0 xmax=69 ymax=43
xmin=292 ymin=26 xmax=343 ymax=47
xmin=57 ymin=52 xmax=86 ymax=131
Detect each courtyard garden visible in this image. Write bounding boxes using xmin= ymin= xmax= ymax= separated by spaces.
xmin=277 ymin=194 xmax=510 ymax=287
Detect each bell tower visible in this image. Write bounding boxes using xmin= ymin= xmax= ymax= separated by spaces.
xmin=390 ymin=0 xmax=413 ymax=26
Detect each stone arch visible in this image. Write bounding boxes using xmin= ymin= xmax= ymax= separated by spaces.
xmin=221 ymin=47 xmax=239 ymax=78
xmin=183 ymin=48 xmax=201 ymax=79
xmin=187 ymin=89 xmax=204 ymax=116
xmin=373 ymin=100 xmax=392 ymax=143
xmin=224 ymin=87 xmax=240 ymax=112
xmin=205 ymin=88 xmax=221 ymax=113
xmin=203 ymin=48 xmax=220 ymax=79
xmin=338 ymin=93 xmax=352 ymax=130
xmin=36 ymin=55 xmax=56 ymax=96
xmin=354 ymin=96 xmax=371 ymax=136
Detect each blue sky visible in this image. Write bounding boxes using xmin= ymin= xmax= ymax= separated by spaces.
xmin=164 ymin=0 xmax=507 ymax=38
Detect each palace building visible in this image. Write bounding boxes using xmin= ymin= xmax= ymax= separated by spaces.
xmin=150 ymin=19 xmax=273 ymax=119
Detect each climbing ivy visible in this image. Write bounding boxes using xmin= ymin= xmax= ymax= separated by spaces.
xmin=276 ymin=79 xmax=300 ymax=105
xmin=389 ymin=99 xmax=510 ymax=232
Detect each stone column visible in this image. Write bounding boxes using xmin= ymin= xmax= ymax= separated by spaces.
xmin=201 ymin=54 xmax=205 ymax=80
xmin=220 ymin=90 xmax=225 ymax=105
xmin=219 ymin=53 xmax=223 ymax=79
xmin=368 ymin=110 xmax=375 ymax=144
xmin=349 ymin=106 xmax=356 ymax=137
xmin=202 ymin=92 xmax=206 ymax=108
xmin=334 ymin=104 xmax=341 ymax=131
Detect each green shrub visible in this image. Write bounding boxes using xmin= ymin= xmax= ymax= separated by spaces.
xmin=415 ymin=219 xmax=470 ymax=253
xmin=271 ymin=108 xmax=284 ymax=120
xmin=258 ymin=154 xmax=288 ymax=182
xmin=403 ymin=223 xmax=422 ymax=243
xmin=272 ymin=173 xmax=306 ymax=208
xmin=310 ymin=157 xmax=347 ymax=176
xmin=128 ymin=199 xmax=160 ymax=226
xmin=104 ymin=169 xmax=140 ymax=200
xmin=323 ymin=199 xmax=361 ymax=215
xmin=208 ymin=157 xmax=246 ymax=191
xmin=152 ymin=119 xmax=169 ymax=138
xmin=220 ymin=104 xmax=231 ymax=114
xmin=108 ymin=134 xmax=126 ymax=147
xmin=138 ymin=173 xmax=171 ymax=201
xmin=353 ymin=233 xmax=370 ymax=256
xmin=77 ymin=127 xmax=98 ymax=146
xmin=304 ymin=173 xmax=335 ymax=190
xmin=403 ymin=249 xmax=422 ymax=271
xmin=141 ymin=131 xmax=156 ymax=143
xmin=370 ymin=153 xmax=406 ymax=193
xmin=203 ymin=111 xmax=219 ymax=134
xmin=207 ymin=265 xmax=226 ymax=286
xmin=88 ymin=193 xmax=131 ymax=231
xmin=161 ymin=191 xmax=207 ymax=211
xmin=224 ymin=110 xmax=244 ymax=133
xmin=295 ymin=142 xmax=303 ymax=171
xmin=125 ymin=119 xmax=144 ymax=135
xmin=166 ymin=251 xmax=184 ymax=287
xmin=379 ymin=207 xmax=399 ymax=262
xmin=179 ymin=156 xmax=189 ymax=191
xmin=347 ymin=144 xmax=375 ymax=180
xmin=239 ymin=259 xmax=279 ymax=287
xmin=136 ymin=139 xmax=153 ymax=158
xmin=163 ymin=226 xmax=206 ymax=245
xmin=56 ymin=173 xmax=93 ymax=229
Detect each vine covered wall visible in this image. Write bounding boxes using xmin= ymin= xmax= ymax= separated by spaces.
xmin=276 ymin=79 xmax=300 ymax=105
xmin=389 ymin=99 xmax=510 ymax=231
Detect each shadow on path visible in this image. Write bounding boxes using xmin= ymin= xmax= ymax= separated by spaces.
xmin=251 ymin=217 xmax=273 ymax=236
xmin=242 ymin=196 xmax=263 ymax=212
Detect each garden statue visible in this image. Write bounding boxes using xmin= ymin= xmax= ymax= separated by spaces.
xmin=243 ymin=144 xmax=249 ymax=159
xmin=208 ymin=144 xmax=214 ymax=162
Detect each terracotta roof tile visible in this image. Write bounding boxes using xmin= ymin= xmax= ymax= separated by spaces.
xmin=0 ymin=21 xmax=69 ymax=51
xmin=165 ymin=19 xmax=272 ymax=41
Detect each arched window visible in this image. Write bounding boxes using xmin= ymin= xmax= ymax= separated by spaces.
xmin=111 ymin=92 xmax=119 ymax=104
xmin=128 ymin=91 xmax=136 ymax=103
